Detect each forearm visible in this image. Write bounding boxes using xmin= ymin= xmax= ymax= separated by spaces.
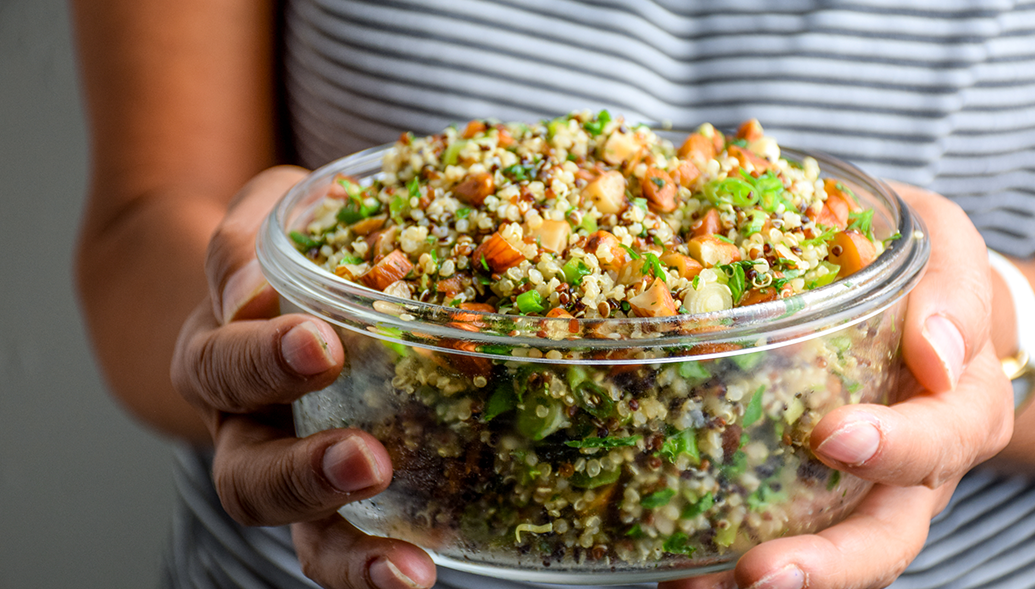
xmin=991 ymin=256 xmax=1035 ymax=465
xmin=76 ymin=191 xmax=224 ymax=443
xmin=71 ymin=0 xmax=278 ymax=443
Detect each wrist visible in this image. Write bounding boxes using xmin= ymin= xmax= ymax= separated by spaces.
xmin=988 ymin=250 xmax=1035 ymax=410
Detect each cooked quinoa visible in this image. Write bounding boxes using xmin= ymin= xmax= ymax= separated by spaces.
xmin=288 ymin=112 xmax=902 ymax=577
xmin=291 ymin=111 xmax=886 ymax=319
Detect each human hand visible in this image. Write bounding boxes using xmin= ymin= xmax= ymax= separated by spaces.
xmin=171 ymin=166 xmax=436 ymax=589
xmin=662 ymin=182 xmax=1015 ymax=589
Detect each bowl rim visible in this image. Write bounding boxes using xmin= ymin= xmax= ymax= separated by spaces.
xmin=257 ymin=136 xmax=930 ymax=363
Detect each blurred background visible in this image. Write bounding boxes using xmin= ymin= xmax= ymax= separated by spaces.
xmin=0 ymin=0 xmax=175 ymax=587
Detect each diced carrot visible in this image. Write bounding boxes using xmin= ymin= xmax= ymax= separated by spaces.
xmin=496 ymin=127 xmax=515 ymax=148
xmin=359 ymin=249 xmax=413 ymax=291
xmin=472 ymin=232 xmax=525 ymax=273
xmin=691 ymin=208 xmax=722 ymax=237
xmin=453 ymin=172 xmax=495 ymax=206
xmin=628 ymin=278 xmax=678 ymax=317
xmin=585 ymin=230 xmax=631 ymax=272
xmin=813 ymin=191 xmax=851 ymax=230
xmin=677 ymin=133 xmax=716 ymax=163
xmin=640 ymin=167 xmax=678 ymax=213
xmin=671 ymin=159 xmax=700 ymax=188
xmin=829 ymin=230 xmax=877 ymax=277
xmin=736 ymin=119 xmax=764 ymax=141
xmin=727 ymin=145 xmax=773 ymax=174
xmin=462 ymin=120 xmax=487 ymax=139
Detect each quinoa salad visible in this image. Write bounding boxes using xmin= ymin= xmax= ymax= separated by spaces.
xmin=285 ymin=111 xmax=905 ymax=578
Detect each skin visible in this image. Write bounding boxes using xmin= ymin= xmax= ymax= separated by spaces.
xmin=71 ymin=2 xmax=1030 ymax=587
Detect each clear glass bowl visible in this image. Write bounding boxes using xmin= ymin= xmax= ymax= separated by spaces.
xmin=257 ymin=139 xmax=929 ymax=584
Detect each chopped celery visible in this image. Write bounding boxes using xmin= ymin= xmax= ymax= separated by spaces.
xmin=515 ymin=289 xmax=545 ymax=314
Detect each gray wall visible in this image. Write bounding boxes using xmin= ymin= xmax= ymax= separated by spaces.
xmin=0 ymin=1 xmax=175 ymax=587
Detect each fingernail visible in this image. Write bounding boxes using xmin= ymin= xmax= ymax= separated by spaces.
xmin=281 ymin=321 xmax=336 ymax=375
xmin=369 ymin=557 xmax=427 ymax=589
xmin=815 ymin=419 xmax=881 ymax=466
xmin=322 ymin=436 xmax=382 ymax=494
xmin=922 ymin=314 xmax=965 ymax=390
xmin=748 ymin=564 xmax=806 ymax=589
xmin=222 ymin=259 xmax=269 ymax=324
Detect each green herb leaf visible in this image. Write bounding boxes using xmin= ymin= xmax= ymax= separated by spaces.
xmin=742 ymin=385 xmax=765 ymax=426
xmin=678 ymin=361 xmax=710 ymax=382
xmin=656 ymin=428 xmax=699 ymax=464
xmin=565 ymin=435 xmax=641 ymax=449
xmin=662 ymin=532 xmax=697 ymax=557
xmin=846 ymin=209 xmax=875 ymax=241
xmin=619 ymin=244 xmax=642 ymax=260
xmin=680 ymin=492 xmax=714 ymax=519
xmin=641 ymin=488 xmax=677 ymax=509
xmin=483 ymin=383 xmax=518 ymax=422
xmin=456 ymin=207 xmax=472 ymax=219
xmin=642 ymin=252 xmax=667 ymax=282
xmin=582 ymin=109 xmax=612 ymax=136
xmin=289 ymin=230 xmax=322 ymax=250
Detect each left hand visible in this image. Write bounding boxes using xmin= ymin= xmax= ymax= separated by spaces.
xmin=663 ymin=182 xmax=1015 ymax=589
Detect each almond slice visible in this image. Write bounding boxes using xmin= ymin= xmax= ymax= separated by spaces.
xmin=472 ymin=231 xmax=525 ymax=273
xmin=582 ymin=170 xmax=627 ymax=214
xmin=628 ymin=278 xmax=678 ymax=317
xmin=453 ymin=172 xmax=495 ymax=206
xmin=527 ymin=219 xmax=571 ymax=254
xmin=359 ymin=249 xmax=413 ymax=291
xmin=688 ymin=235 xmax=741 ymax=267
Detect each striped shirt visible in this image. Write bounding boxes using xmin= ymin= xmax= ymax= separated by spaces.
xmin=165 ymin=1 xmax=1035 ymax=587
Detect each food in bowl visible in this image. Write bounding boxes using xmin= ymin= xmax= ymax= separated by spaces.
xmin=257 ymin=111 xmax=929 ymax=583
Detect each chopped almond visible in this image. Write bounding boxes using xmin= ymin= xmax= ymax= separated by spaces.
xmin=829 ymin=230 xmax=877 ymax=277
xmin=727 ymin=145 xmax=773 ymax=173
xmin=472 ymin=231 xmax=525 ymax=273
xmin=585 ymin=230 xmax=631 ymax=272
xmin=660 ymin=251 xmax=703 ymax=280
xmin=671 ymin=160 xmax=700 ymax=188
xmin=546 ymin=307 xmax=573 ymax=319
xmin=435 ymin=276 xmax=463 ymax=296
xmin=496 ymin=127 xmax=515 ymax=149
xmin=640 ymin=168 xmax=678 ymax=213
xmin=812 ymin=192 xmax=851 ymax=230
xmin=736 ymin=119 xmax=764 ymax=141
xmin=365 ymin=225 xmax=399 ymax=260
xmin=691 ymin=207 xmax=723 ymax=238
xmin=453 ymin=172 xmax=495 ymax=206
xmin=527 ymin=219 xmax=571 ymax=254
xmin=462 ymin=120 xmax=487 ymax=139
xmin=600 ymin=130 xmax=642 ymax=166
xmin=677 ymin=133 xmax=716 ymax=163
xmin=349 ymin=214 xmax=387 ymax=236
xmin=359 ymin=249 xmax=413 ymax=291
xmin=628 ymin=278 xmax=678 ymax=317
xmin=382 ymin=280 xmax=413 ymax=300
xmin=582 ymin=170 xmax=627 ymax=214
xmin=688 ymin=235 xmax=741 ymax=267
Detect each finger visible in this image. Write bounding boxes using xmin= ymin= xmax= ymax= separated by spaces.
xmin=731 ymin=483 xmax=947 ymax=589
xmin=811 ymin=342 xmax=1013 ymax=488
xmin=213 ymin=416 xmax=393 ymax=527
xmin=172 ymin=302 xmax=344 ymax=413
xmin=206 ymin=165 xmax=309 ymax=324
xmin=889 ymin=181 xmax=992 ymax=393
xmin=292 ymin=515 xmax=436 ymax=589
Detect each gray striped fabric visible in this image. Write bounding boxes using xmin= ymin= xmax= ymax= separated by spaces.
xmin=164 ymin=1 xmax=1035 ymax=587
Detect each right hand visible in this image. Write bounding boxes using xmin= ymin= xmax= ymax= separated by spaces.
xmin=171 ymin=166 xmax=437 ymax=589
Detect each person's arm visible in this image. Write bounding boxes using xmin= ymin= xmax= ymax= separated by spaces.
xmin=989 ymin=255 xmax=1035 ymax=465
xmin=72 ymin=0 xmax=278 ymax=443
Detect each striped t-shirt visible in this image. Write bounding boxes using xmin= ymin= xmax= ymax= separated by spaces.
xmin=164 ymin=1 xmax=1035 ymax=587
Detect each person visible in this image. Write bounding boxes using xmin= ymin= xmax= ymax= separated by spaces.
xmin=70 ymin=1 xmax=1035 ymax=588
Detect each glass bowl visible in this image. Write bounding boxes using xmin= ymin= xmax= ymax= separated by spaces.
xmin=256 ymin=138 xmax=929 ymax=584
